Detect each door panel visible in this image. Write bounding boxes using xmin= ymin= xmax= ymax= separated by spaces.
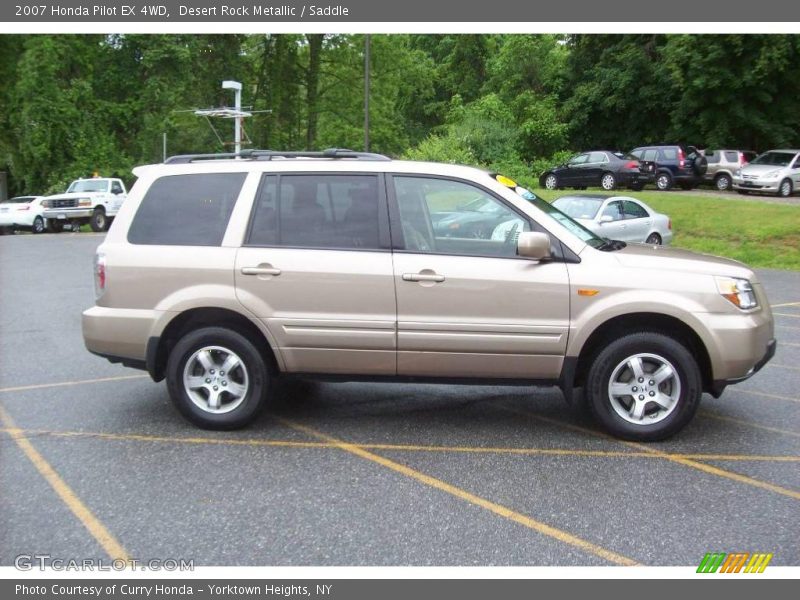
xmin=389 ymin=175 xmax=570 ymax=380
xmin=236 ymin=248 xmax=396 ymax=374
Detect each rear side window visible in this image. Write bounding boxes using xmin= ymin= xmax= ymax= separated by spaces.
xmin=247 ymin=174 xmax=380 ymax=250
xmin=724 ymin=151 xmax=738 ymax=163
xmin=623 ymin=200 xmax=648 ymax=219
xmin=661 ymin=148 xmax=678 ymax=160
xmin=128 ymin=173 xmax=245 ymax=246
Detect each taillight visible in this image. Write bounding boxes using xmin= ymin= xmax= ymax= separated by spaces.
xmin=624 ymin=160 xmax=638 ymax=169
xmin=678 ymin=148 xmax=686 ymax=168
xmin=94 ymin=252 xmax=107 ymax=299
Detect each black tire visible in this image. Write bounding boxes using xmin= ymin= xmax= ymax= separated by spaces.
xmin=70 ymin=220 xmax=82 ymax=232
xmin=778 ymin=179 xmax=793 ymax=198
xmin=90 ymin=207 xmax=108 ymax=232
xmin=166 ymin=326 xmax=270 ymax=430
xmin=691 ymin=154 xmax=708 ymax=176
xmin=655 ymin=171 xmax=673 ymax=191
xmin=645 ymin=232 xmax=662 ymax=245
xmin=600 ymin=172 xmax=617 ymax=191
xmin=584 ymin=332 xmax=702 ymax=441
xmin=47 ymin=219 xmax=64 ymax=233
xmin=544 ymin=173 xmax=558 ymax=191
xmin=31 ymin=216 xmax=45 ymax=234
xmin=714 ymin=173 xmax=732 ymax=192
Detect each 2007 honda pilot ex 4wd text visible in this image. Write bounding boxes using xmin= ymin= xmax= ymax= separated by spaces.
xmin=82 ymin=149 xmax=776 ymax=441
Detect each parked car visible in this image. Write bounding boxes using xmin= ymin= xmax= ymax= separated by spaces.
xmin=539 ymin=150 xmax=649 ymax=192
xmin=552 ymin=194 xmax=672 ymax=245
xmin=0 ymin=196 xmax=47 ymax=234
xmin=630 ymin=144 xmax=708 ymax=191
xmin=432 ymin=195 xmax=533 ymax=239
xmin=41 ymin=176 xmax=128 ymax=233
xmin=83 ymin=149 xmax=775 ymax=442
xmin=732 ymin=149 xmax=800 ymax=197
xmin=702 ymin=149 xmax=757 ymax=191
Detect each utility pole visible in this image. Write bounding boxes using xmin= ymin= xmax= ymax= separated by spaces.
xmin=364 ymin=35 xmax=370 ymax=153
xmin=222 ymin=80 xmax=243 ymax=154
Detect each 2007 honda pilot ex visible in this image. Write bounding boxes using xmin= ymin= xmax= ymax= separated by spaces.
xmin=82 ymin=149 xmax=776 ymax=441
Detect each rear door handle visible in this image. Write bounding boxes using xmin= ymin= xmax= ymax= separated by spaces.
xmin=402 ymin=272 xmax=445 ymax=283
xmin=242 ymin=266 xmax=282 ymax=276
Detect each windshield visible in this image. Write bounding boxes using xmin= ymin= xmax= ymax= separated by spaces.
xmin=1 ymin=196 xmax=35 ymax=204
xmin=67 ymin=180 xmax=109 ymax=193
xmin=511 ymin=186 xmax=606 ymax=249
xmin=552 ymin=196 xmax=604 ymax=220
xmin=750 ymin=152 xmax=796 ymax=167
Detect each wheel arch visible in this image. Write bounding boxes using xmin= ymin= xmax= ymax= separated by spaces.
xmin=571 ymin=312 xmax=713 ymax=395
xmin=148 ymin=307 xmax=280 ymax=382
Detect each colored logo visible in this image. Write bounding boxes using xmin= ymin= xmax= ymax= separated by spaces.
xmin=697 ymin=552 xmax=773 ymax=573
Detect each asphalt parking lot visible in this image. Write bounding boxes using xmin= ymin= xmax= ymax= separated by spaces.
xmin=1 ymin=232 xmax=798 ymax=567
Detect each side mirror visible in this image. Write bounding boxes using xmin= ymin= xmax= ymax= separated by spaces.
xmin=599 ymin=215 xmax=614 ymax=224
xmin=517 ymin=231 xmax=552 ymax=260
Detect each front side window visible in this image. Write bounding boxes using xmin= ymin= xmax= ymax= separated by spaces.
xmin=589 ymin=152 xmax=608 ymax=163
xmin=393 ymin=176 xmax=530 ymax=258
xmin=247 ymin=174 xmax=380 ymax=250
xmin=601 ymin=201 xmax=623 ymax=221
xmin=568 ymin=154 xmax=589 ymax=166
xmin=128 ymin=173 xmax=245 ymax=246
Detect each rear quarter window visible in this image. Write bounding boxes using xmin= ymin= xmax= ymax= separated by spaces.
xmin=128 ymin=173 xmax=245 ymax=246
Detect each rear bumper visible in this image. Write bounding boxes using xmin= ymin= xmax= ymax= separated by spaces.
xmin=83 ymin=305 xmax=163 ymax=366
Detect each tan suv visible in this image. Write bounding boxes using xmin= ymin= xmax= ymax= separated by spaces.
xmin=82 ymin=149 xmax=776 ymax=441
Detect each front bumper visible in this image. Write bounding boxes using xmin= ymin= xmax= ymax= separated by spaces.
xmin=43 ymin=208 xmax=94 ymax=220
xmin=711 ymin=338 xmax=776 ymax=396
xmin=733 ymin=179 xmax=780 ymax=192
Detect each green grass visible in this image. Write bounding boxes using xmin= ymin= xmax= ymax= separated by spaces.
xmin=535 ymin=189 xmax=800 ymax=271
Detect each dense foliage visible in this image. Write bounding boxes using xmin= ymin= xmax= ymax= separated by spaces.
xmin=1 ymin=34 xmax=798 ymax=195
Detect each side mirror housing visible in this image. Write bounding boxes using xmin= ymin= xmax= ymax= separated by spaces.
xmin=517 ymin=231 xmax=552 ymax=260
xmin=599 ymin=215 xmax=614 ymax=224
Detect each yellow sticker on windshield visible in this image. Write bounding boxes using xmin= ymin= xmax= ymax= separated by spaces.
xmin=495 ymin=175 xmax=517 ymax=188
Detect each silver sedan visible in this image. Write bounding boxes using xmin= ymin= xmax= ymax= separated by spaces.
xmin=552 ymin=194 xmax=673 ymax=245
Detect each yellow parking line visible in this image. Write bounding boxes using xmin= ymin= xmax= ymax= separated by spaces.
xmin=765 ymin=363 xmax=800 ymax=372
xmin=781 ymin=342 xmax=800 ymax=348
xmin=773 ymin=313 xmax=800 ymax=318
xmin=736 ymin=389 xmax=800 ymax=403
xmin=771 ymin=302 xmax=800 ymax=308
xmin=775 ymin=325 xmax=800 ymax=331
xmin=699 ymin=411 xmax=800 ymax=438
xmin=0 ymin=374 xmax=149 ymax=394
xmin=500 ymin=405 xmax=800 ymax=501
xmin=275 ymin=417 xmax=639 ymax=566
xmin=0 ymin=405 xmax=130 ymax=563
xmin=2 ymin=426 xmax=798 ymax=462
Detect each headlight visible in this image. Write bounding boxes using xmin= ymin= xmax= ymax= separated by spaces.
xmin=715 ymin=276 xmax=758 ymax=310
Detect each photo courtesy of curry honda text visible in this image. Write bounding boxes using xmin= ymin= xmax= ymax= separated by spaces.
xmin=82 ymin=150 xmax=776 ymax=442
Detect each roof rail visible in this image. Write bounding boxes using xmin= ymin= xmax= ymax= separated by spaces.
xmin=164 ymin=148 xmax=392 ymax=164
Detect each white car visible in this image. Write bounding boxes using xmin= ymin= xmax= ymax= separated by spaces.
xmin=0 ymin=196 xmax=47 ymax=234
xmin=733 ymin=149 xmax=800 ymax=197
xmin=552 ymin=194 xmax=673 ymax=245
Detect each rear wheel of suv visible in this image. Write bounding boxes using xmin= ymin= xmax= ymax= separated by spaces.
xmin=655 ymin=172 xmax=673 ymax=191
xmin=600 ymin=172 xmax=617 ymax=191
xmin=544 ymin=173 xmax=558 ymax=190
xmin=90 ymin=207 xmax=108 ymax=232
xmin=584 ymin=332 xmax=702 ymax=441
xmin=166 ymin=327 xmax=270 ymax=430
xmin=778 ymin=179 xmax=793 ymax=198
xmin=714 ymin=173 xmax=732 ymax=191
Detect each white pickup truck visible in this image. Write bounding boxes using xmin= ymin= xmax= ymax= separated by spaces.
xmin=41 ymin=177 xmax=127 ymax=232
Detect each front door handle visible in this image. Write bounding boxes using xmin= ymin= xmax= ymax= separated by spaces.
xmin=242 ymin=265 xmax=282 ymax=276
xmin=402 ymin=272 xmax=445 ymax=283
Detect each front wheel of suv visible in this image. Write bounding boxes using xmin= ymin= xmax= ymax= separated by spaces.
xmin=655 ymin=172 xmax=673 ymax=191
xmin=166 ymin=326 xmax=270 ymax=430
xmin=584 ymin=332 xmax=702 ymax=441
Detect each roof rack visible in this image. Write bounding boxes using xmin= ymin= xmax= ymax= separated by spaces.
xmin=164 ymin=148 xmax=392 ymax=164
